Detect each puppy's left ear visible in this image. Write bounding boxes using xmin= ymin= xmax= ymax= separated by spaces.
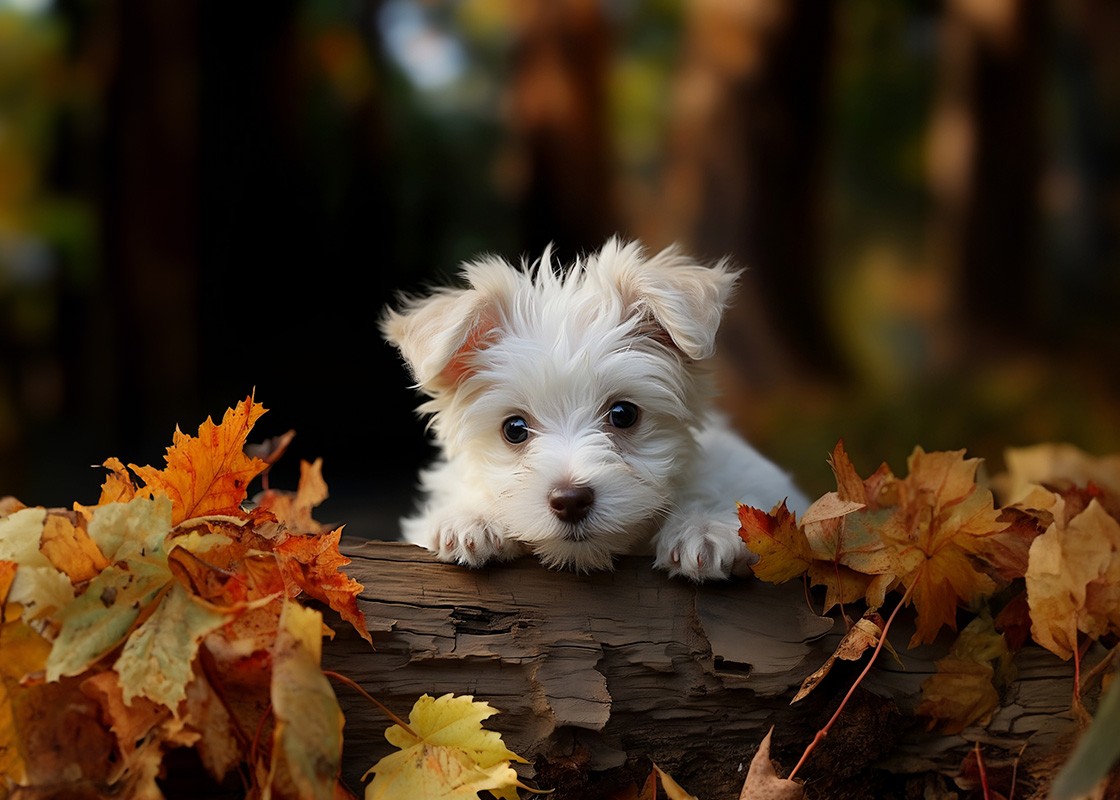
xmin=601 ymin=240 xmax=739 ymax=360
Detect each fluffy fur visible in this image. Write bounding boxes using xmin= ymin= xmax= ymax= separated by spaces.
xmin=381 ymin=238 xmax=809 ymax=581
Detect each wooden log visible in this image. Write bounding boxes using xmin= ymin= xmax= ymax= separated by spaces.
xmin=324 ymin=539 xmax=1088 ymax=799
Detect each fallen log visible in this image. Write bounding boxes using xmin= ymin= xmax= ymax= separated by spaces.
xmin=324 ymin=539 xmax=1091 ymax=799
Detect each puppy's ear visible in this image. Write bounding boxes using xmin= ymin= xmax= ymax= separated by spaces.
xmin=380 ymin=258 xmax=517 ymax=394
xmin=597 ymin=239 xmax=739 ymax=360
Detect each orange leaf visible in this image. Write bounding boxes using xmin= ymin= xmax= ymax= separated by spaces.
xmin=275 ymin=530 xmax=371 ymax=646
xmin=887 ymin=448 xmax=1006 ymax=646
xmin=254 ymin=458 xmax=330 ymax=535
xmin=38 ymin=511 xmax=109 ymax=585
xmin=738 ymin=501 xmax=812 ymax=584
xmin=130 ymin=396 xmax=269 ymax=525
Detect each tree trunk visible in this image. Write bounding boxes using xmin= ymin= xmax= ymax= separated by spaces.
xmin=325 ymin=539 xmax=1088 ymax=800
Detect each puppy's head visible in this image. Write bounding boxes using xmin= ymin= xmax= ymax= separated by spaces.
xmin=381 ymin=238 xmax=738 ymax=571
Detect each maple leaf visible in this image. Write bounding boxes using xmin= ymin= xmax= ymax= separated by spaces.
xmin=130 ymin=395 xmax=269 ymax=525
xmin=44 ymin=496 xmax=175 ymax=682
xmin=115 ymin=582 xmax=229 ymax=708
xmin=738 ymin=500 xmax=812 ymax=583
xmin=1025 ymin=498 xmax=1120 ymax=660
xmin=884 ymin=447 xmax=1006 ymax=647
xmin=255 ymin=457 xmax=331 ymax=534
xmin=266 ymin=599 xmax=345 ymax=800
xmin=363 ymin=693 xmax=535 ymax=800
xmin=275 ymin=528 xmax=373 ymax=646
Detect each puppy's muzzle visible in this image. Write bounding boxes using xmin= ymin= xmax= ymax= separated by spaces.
xmin=548 ymin=483 xmax=595 ymax=525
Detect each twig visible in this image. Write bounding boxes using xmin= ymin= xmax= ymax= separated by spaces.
xmin=787 ymin=581 xmax=916 ymax=781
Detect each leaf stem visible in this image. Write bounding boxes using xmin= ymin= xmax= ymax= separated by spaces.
xmin=323 ymin=669 xmax=419 ymax=738
xmin=975 ymin=740 xmax=991 ymax=800
xmin=787 ymin=581 xmax=916 ymax=782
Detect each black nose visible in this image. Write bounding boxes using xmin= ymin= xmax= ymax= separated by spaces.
xmin=548 ymin=484 xmax=595 ymax=524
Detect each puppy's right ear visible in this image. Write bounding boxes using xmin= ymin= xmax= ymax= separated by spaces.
xmin=380 ymin=258 xmax=516 ymax=395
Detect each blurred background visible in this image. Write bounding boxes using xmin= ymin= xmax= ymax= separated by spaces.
xmin=2 ymin=0 xmax=1119 ymax=539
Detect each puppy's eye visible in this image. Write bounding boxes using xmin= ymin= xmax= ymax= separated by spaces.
xmin=607 ymin=401 xmax=639 ymax=429
xmin=502 ymin=416 xmax=530 ymax=444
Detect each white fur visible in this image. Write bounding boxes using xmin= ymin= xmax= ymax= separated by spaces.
xmin=381 ymin=238 xmax=809 ymax=581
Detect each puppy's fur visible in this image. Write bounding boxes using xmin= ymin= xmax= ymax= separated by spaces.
xmin=381 ymin=238 xmax=808 ymax=581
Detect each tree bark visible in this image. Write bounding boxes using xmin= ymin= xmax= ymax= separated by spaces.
xmin=326 ymin=539 xmax=1089 ymax=800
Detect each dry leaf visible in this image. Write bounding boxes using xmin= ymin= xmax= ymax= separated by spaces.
xmin=1025 ymin=499 xmax=1120 ymax=660
xmin=792 ymin=614 xmax=883 ymax=703
xmin=739 ymin=728 xmax=804 ymax=800
xmin=738 ymin=501 xmax=812 ymax=583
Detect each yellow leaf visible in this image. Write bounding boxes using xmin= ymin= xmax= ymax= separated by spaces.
xmin=652 ymin=763 xmax=699 ymax=800
xmin=267 ymin=600 xmax=344 ymax=800
xmin=0 ymin=616 xmax=52 ymax=784
xmin=130 ymin=396 xmax=269 ymax=526
xmin=364 ymin=693 xmax=535 ymax=800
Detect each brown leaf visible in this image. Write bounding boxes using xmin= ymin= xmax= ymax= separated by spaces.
xmin=739 ymin=728 xmax=804 ymax=800
xmin=793 ymin=614 xmax=883 ymax=703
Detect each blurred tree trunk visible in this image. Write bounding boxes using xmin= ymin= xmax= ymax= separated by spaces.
xmin=926 ymin=0 xmax=1046 ymax=356
xmin=100 ymin=0 xmax=202 ymax=454
xmin=507 ymin=0 xmax=619 ymax=261
xmin=653 ymin=0 xmax=840 ymax=387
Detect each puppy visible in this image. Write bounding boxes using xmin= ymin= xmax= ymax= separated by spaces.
xmin=381 ymin=238 xmax=809 ymax=581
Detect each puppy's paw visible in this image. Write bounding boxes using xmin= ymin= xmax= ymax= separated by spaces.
xmin=653 ymin=516 xmax=754 ymax=582
xmin=426 ymin=517 xmax=516 ymax=568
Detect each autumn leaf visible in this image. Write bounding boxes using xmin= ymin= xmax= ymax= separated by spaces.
xmin=884 ymin=447 xmax=1006 ymax=647
xmin=792 ymin=613 xmax=883 ymax=703
xmin=0 ymin=396 xmax=372 ymax=800
xmin=0 ymin=612 xmax=52 ymax=785
xmin=1025 ymin=498 xmax=1120 ymax=661
xmin=255 ymin=457 xmax=331 ymax=534
xmin=363 ymin=693 xmax=536 ymax=800
xmin=130 ymin=395 xmax=269 ymax=525
xmin=39 ymin=510 xmax=110 ymax=584
xmin=115 ymin=582 xmax=230 ymax=708
xmin=994 ymin=442 xmax=1120 ymax=507
xmin=739 ymin=728 xmax=804 ymax=800
xmin=917 ymin=611 xmax=1013 ymax=733
xmin=266 ymin=599 xmax=345 ymax=800
xmin=275 ymin=528 xmax=373 ymax=646
xmin=738 ymin=500 xmax=812 ymax=583
xmin=652 ymin=764 xmax=699 ymax=800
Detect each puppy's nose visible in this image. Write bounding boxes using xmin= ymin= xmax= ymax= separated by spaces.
xmin=548 ymin=484 xmax=595 ymax=524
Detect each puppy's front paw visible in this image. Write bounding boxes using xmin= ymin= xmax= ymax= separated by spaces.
xmin=653 ymin=517 xmax=753 ymax=582
xmin=422 ymin=516 xmax=515 ymax=568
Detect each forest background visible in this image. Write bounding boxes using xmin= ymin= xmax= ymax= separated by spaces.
xmin=2 ymin=0 xmax=1120 ymax=542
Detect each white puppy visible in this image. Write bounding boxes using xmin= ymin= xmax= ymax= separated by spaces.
xmin=381 ymin=238 xmax=809 ymax=581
